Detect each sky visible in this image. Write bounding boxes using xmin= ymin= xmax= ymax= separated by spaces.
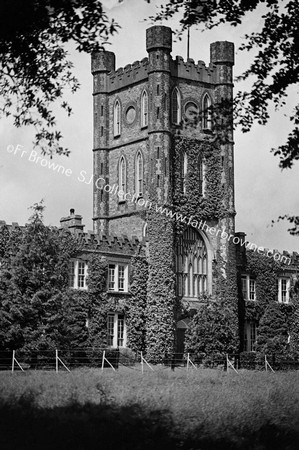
xmin=0 ymin=0 xmax=298 ymax=253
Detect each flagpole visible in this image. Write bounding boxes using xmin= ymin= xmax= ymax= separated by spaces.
xmin=187 ymin=25 xmax=190 ymax=60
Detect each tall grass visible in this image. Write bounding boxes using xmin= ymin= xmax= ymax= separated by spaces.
xmin=0 ymin=367 xmax=299 ymax=449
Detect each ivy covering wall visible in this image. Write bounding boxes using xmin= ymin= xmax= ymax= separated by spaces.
xmin=145 ymin=209 xmax=177 ymax=361
xmin=171 ymin=136 xmax=239 ymax=355
xmin=239 ymin=250 xmax=299 ymax=357
xmin=172 ymin=136 xmax=225 ymax=226
xmin=126 ymin=255 xmax=148 ymax=352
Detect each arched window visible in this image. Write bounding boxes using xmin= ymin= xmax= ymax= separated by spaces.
xmin=176 ymin=228 xmax=208 ymax=298
xmin=182 ymin=152 xmax=188 ymax=194
xmin=202 ymin=93 xmax=212 ymax=130
xmin=119 ymin=156 xmax=126 ymax=201
xmin=114 ymin=100 xmax=121 ymax=136
xmin=135 ymin=151 xmax=144 ymax=197
xmin=142 ymin=223 xmax=148 ymax=239
xmin=141 ymin=90 xmax=148 ymax=127
xmin=198 ymin=155 xmax=204 ymax=196
xmin=171 ymin=88 xmax=181 ymax=125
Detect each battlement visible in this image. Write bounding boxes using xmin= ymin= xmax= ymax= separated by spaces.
xmin=79 ymin=231 xmax=144 ymax=256
xmin=107 ymin=57 xmax=149 ymax=91
xmin=92 ymin=24 xmax=234 ymax=92
xmin=171 ymin=56 xmax=216 ymax=84
xmin=98 ymin=52 xmax=218 ymax=92
xmin=0 ymin=220 xmax=25 ymax=231
xmin=0 ymin=219 xmax=145 ymax=258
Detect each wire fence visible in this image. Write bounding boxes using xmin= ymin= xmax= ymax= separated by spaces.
xmin=1 ymin=349 xmax=299 ymax=373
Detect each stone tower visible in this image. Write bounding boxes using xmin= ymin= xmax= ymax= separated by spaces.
xmin=91 ymin=25 xmax=236 ymax=355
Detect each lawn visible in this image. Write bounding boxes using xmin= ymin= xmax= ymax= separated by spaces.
xmin=0 ymin=366 xmax=299 ymax=449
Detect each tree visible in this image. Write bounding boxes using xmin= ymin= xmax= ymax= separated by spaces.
xmin=256 ymin=302 xmax=291 ymax=355
xmin=0 ymin=0 xmax=119 ymax=157
xmin=184 ymin=296 xmax=238 ymax=358
xmin=0 ymin=201 xmax=81 ymax=352
xmin=153 ymin=1 xmax=299 ymax=231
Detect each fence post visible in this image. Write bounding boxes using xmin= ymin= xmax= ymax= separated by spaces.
xmin=56 ymin=350 xmax=59 ymax=373
xmin=101 ymin=350 xmax=105 ymax=371
xmin=141 ymin=351 xmax=144 ymax=374
xmin=227 ymin=354 xmax=239 ymax=374
xmin=12 ymin=350 xmax=15 ymax=373
xmin=187 ymin=353 xmax=190 ymax=370
xmin=265 ymin=355 xmax=275 ymax=373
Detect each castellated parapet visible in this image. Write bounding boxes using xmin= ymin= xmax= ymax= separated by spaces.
xmin=91 ymin=54 xmax=226 ymax=93
xmin=79 ymin=231 xmax=143 ymax=256
xmin=91 ymin=27 xmax=233 ymax=94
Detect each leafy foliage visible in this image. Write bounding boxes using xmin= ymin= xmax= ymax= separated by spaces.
xmin=0 ymin=202 xmax=81 ymax=351
xmin=184 ymin=296 xmax=239 ymax=356
xmin=0 ymin=0 xmax=119 ymax=156
xmin=172 ymin=136 xmax=225 ymax=226
xmin=256 ymin=302 xmax=292 ymax=355
xmin=239 ymin=249 xmax=299 ymax=356
xmin=126 ymin=255 xmax=148 ymax=352
xmin=86 ymin=254 xmax=109 ymax=348
xmin=146 ymin=210 xmax=176 ymax=361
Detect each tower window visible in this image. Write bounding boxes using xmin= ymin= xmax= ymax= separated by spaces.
xmin=157 ymin=107 xmax=160 ymax=119
xmin=141 ymin=90 xmax=148 ymax=128
xmin=171 ymin=87 xmax=181 ymax=125
xmin=135 ymin=151 xmax=144 ymax=197
xmin=119 ymin=156 xmax=126 ymax=201
xmin=101 ymin=105 xmax=104 ymax=116
xmin=157 ymin=84 xmax=160 ymax=95
xmin=114 ymin=100 xmax=121 ymax=136
xmin=202 ymin=93 xmax=212 ymax=130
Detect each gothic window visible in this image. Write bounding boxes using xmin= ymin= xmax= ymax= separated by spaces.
xmin=202 ymin=93 xmax=212 ymax=130
xmin=135 ymin=151 xmax=144 ymax=197
xmin=114 ymin=100 xmax=121 ymax=136
xmin=119 ymin=156 xmax=126 ymax=201
xmin=171 ymin=87 xmax=181 ymax=125
xmin=176 ymin=228 xmax=208 ymax=298
xmin=141 ymin=90 xmax=148 ymax=127
xmin=182 ymin=152 xmax=188 ymax=194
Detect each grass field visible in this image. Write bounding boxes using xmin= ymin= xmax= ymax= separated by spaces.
xmin=0 ymin=367 xmax=299 ymax=449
